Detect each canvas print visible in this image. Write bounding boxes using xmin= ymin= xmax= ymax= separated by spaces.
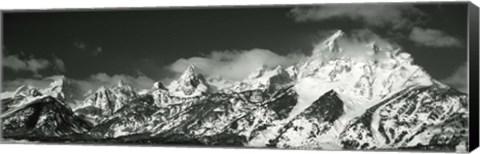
xmin=1 ymin=2 xmax=477 ymax=152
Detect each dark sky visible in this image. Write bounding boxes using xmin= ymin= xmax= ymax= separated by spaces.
xmin=2 ymin=3 xmax=468 ymax=86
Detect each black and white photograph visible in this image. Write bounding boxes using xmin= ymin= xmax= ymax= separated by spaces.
xmin=1 ymin=1 xmax=478 ymax=153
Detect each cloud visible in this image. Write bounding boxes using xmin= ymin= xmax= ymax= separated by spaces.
xmin=290 ymin=5 xmax=462 ymax=49
xmin=3 ymin=55 xmax=29 ymax=71
xmin=167 ymin=49 xmax=306 ymax=81
xmin=131 ymin=59 xmax=174 ymax=83
xmin=3 ymin=55 xmax=51 ymax=74
xmin=441 ymin=62 xmax=468 ymax=94
xmin=3 ymin=54 xmax=67 ymax=76
xmin=53 ymin=56 xmax=67 ymax=72
xmin=409 ymin=27 xmax=462 ymax=48
xmin=289 ymin=4 xmax=423 ymax=29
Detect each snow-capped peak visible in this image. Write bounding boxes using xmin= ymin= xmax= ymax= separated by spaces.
xmin=168 ymin=64 xmax=210 ymax=97
xmin=286 ymin=30 xmax=435 ymax=125
xmin=324 ymin=30 xmax=344 ymax=47
xmin=312 ymin=30 xmax=344 ymax=55
xmin=153 ymin=81 xmax=167 ymax=90
xmin=78 ymin=81 xmax=139 ymax=116
xmin=181 ymin=65 xmax=196 ymax=79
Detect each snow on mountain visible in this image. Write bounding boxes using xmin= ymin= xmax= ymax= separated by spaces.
xmin=82 ymin=80 xmax=137 ymax=112
xmin=227 ymin=65 xmax=294 ymax=93
xmin=168 ymin=65 xmax=211 ymax=97
xmin=272 ymin=90 xmax=345 ymax=149
xmin=151 ymin=80 xmax=206 ymax=108
xmin=339 ymin=85 xmax=468 ymax=151
xmin=1 ymin=96 xmax=92 ymax=139
xmin=40 ymin=75 xmax=86 ymax=109
xmin=110 ymin=80 xmax=138 ymax=107
xmin=1 ymin=85 xmax=45 ymax=113
xmin=291 ymin=30 xmax=434 ymax=124
xmin=0 ymin=30 xmax=469 ymax=151
xmin=74 ymin=80 xmax=138 ymax=125
xmin=88 ymin=95 xmax=161 ymax=138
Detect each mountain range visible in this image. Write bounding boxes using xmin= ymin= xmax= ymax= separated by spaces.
xmin=0 ymin=30 xmax=469 ymax=152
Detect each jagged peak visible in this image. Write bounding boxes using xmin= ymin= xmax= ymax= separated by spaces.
xmin=168 ymin=64 xmax=211 ymax=96
xmin=153 ymin=81 xmax=167 ymax=90
xmin=324 ymin=30 xmax=345 ymax=44
xmin=183 ymin=64 xmax=196 ymax=75
xmin=176 ymin=64 xmax=203 ymax=82
xmin=312 ymin=30 xmax=345 ymax=56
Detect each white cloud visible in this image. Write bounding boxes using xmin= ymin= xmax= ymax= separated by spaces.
xmin=289 ymin=4 xmax=423 ymax=29
xmin=3 ymin=55 xmax=50 ymax=74
xmin=3 ymin=55 xmax=28 ymax=71
xmin=289 ymin=4 xmax=462 ymax=49
xmin=409 ymin=27 xmax=462 ymax=48
xmin=167 ymin=49 xmax=306 ymax=81
xmin=3 ymin=54 xmax=67 ymax=76
xmin=441 ymin=62 xmax=468 ymax=94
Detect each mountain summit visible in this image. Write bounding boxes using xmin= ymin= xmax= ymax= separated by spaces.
xmin=168 ymin=65 xmax=211 ymax=97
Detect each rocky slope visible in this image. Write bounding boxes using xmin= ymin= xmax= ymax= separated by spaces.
xmin=1 ymin=96 xmax=92 ymax=139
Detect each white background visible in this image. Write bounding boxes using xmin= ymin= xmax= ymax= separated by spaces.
xmin=0 ymin=0 xmax=479 ymax=154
